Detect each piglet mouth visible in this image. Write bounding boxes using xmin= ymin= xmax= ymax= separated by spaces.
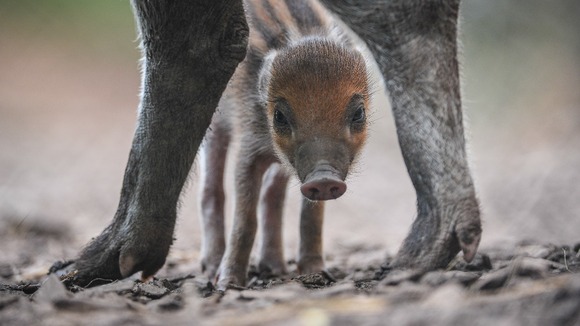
xmin=300 ymin=167 xmax=347 ymax=201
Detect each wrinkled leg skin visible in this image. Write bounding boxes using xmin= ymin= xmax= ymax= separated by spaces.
xmin=71 ymin=0 xmax=248 ymax=286
xmin=322 ymin=0 xmax=482 ymax=270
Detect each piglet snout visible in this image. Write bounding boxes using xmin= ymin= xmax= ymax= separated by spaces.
xmin=300 ymin=171 xmax=347 ymax=201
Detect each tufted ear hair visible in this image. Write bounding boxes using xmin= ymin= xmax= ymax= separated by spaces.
xmin=257 ymin=49 xmax=278 ymax=105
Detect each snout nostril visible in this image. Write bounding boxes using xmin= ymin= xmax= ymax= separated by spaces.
xmin=301 ymin=185 xmax=321 ymax=200
xmin=330 ymin=184 xmax=347 ymax=199
xmin=301 ymin=177 xmax=346 ymax=201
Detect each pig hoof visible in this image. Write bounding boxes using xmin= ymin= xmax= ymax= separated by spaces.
xmin=72 ymin=220 xmax=173 ymax=287
xmin=257 ymin=259 xmax=287 ymax=277
xmin=297 ymin=255 xmax=325 ymax=275
xmin=216 ymin=272 xmax=246 ymax=291
xmin=391 ymin=197 xmax=482 ymax=272
xmin=201 ymin=256 xmax=223 ymax=280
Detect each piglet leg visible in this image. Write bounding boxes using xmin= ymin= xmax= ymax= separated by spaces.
xmin=217 ymin=145 xmax=275 ymax=290
xmin=298 ymin=199 xmax=325 ymax=274
xmin=257 ymin=164 xmax=290 ymax=276
xmin=198 ymin=117 xmax=231 ymax=279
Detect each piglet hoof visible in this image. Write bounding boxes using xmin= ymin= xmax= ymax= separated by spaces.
xmin=392 ymin=197 xmax=482 ymax=272
xmin=216 ymin=277 xmax=246 ymax=292
xmin=257 ymin=259 xmax=287 ymax=278
xmin=257 ymin=248 xmax=287 ymax=277
xmin=216 ymin=268 xmax=247 ymax=292
xmin=201 ymin=256 xmax=223 ymax=280
xmin=297 ymin=255 xmax=325 ymax=275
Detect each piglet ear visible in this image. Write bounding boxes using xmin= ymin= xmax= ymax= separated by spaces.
xmin=257 ymin=50 xmax=278 ymax=104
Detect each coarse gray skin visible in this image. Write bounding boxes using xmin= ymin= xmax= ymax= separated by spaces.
xmin=65 ymin=0 xmax=481 ymax=286
xmin=320 ymin=0 xmax=482 ymax=270
xmin=71 ymin=0 xmax=249 ymax=286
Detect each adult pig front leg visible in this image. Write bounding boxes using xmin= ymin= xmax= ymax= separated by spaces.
xmin=72 ymin=0 xmax=248 ymax=285
xmin=322 ymin=0 xmax=482 ymax=271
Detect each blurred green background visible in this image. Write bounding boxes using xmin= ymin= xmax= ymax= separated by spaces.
xmin=462 ymin=1 xmax=580 ymax=131
xmin=0 ymin=0 xmax=579 ymax=271
xmin=0 ymin=0 xmax=136 ymax=62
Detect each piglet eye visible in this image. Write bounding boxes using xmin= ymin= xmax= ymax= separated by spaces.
xmin=274 ymin=109 xmax=289 ymax=127
xmin=352 ymin=106 xmax=365 ymax=123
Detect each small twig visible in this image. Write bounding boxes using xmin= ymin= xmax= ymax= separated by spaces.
xmin=15 ymin=216 xmax=28 ymax=231
xmin=562 ymin=248 xmax=572 ymax=273
xmin=445 ymin=255 xmax=462 ymax=271
xmin=85 ymin=278 xmax=115 ymax=288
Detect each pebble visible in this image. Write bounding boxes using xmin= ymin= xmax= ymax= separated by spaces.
xmin=33 ymin=274 xmax=69 ymax=303
xmin=517 ymin=244 xmax=555 ymax=259
xmin=133 ymin=282 xmax=169 ymax=299
xmin=380 ymin=270 xmax=423 ymax=286
xmin=451 ymin=253 xmax=493 ymax=272
xmin=0 ymin=263 xmax=14 ymax=279
xmin=421 ymin=270 xmax=481 ymax=287
xmin=470 ymin=268 xmax=509 ymax=291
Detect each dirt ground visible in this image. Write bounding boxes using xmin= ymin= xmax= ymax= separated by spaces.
xmin=1 ymin=1 xmax=580 ymax=325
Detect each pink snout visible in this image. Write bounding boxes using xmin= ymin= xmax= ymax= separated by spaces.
xmin=300 ymin=173 xmax=347 ymax=201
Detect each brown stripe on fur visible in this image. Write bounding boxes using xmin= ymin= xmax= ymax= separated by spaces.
xmin=246 ymin=0 xmax=285 ymax=49
xmin=283 ymin=0 xmax=330 ymax=35
xmin=264 ymin=0 xmax=299 ymax=40
xmin=246 ymin=0 xmax=333 ymax=52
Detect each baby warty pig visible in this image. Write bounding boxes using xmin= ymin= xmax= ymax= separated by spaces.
xmin=197 ymin=0 xmax=371 ymax=289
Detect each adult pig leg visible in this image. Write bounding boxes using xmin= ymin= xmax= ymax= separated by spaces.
xmin=321 ymin=0 xmax=481 ymax=271
xmin=72 ymin=0 xmax=248 ymax=285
